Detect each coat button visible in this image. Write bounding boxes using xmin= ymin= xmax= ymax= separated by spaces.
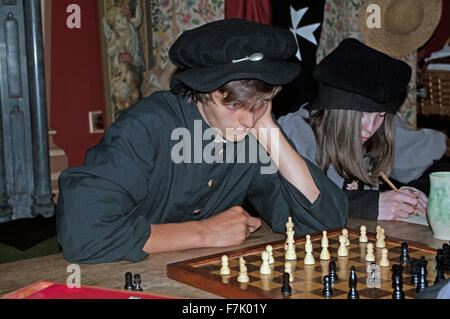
xmin=208 ymin=179 xmax=214 ymax=188
xmin=192 ymin=209 xmax=201 ymax=216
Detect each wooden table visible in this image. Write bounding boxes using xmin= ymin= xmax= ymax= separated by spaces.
xmin=0 ymin=218 xmax=447 ymax=299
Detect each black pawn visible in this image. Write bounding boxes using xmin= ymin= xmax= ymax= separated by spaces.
xmin=124 ymin=272 xmax=134 ymax=291
xmin=322 ymin=275 xmax=333 ymax=298
xmin=416 ymin=257 xmax=428 ymax=293
xmin=347 ymin=266 xmax=359 ymax=299
xmin=281 ymin=272 xmax=292 ymax=297
xmin=329 ymin=261 xmax=339 ymax=283
xmin=133 ymin=274 xmax=143 ymax=292
xmin=400 ymin=242 xmax=409 ymax=263
xmin=410 ymin=259 xmax=419 ymax=285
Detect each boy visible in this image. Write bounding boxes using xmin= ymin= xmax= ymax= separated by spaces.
xmin=56 ymin=19 xmax=348 ymax=263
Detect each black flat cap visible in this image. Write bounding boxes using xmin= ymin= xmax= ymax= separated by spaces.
xmin=169 ymin=18 xmax=301 ymax=94
xmin=310 ymin=38 xmax=412 ymax=113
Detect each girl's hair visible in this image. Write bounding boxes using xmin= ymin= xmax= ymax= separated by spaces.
xmin=182 ymin=79 xmax=281 ymax=110
xmin=307 ymin=109 xmax=395 ymax=186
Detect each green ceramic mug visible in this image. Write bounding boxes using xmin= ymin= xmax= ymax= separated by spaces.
xmin=427 ymin=172 xmax=450 ymax=240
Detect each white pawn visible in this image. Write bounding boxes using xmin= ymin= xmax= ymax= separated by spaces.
xmin=376 ymin=228 xmax=386 ymax=248
xmin=338 ymin=234 xmax=348 ymax=256
xmin=304 ymin=235 xmax=315 ymax=265
xmin=359 ymin=225 xmax=368 ymax=243
xmin=266 ymin=245 xmax=275 ymax=264
xmin=320 ymin=230 xmax=331 ymax=260
xmin=260 ymin=251 xmax=272 ymax=275
xmin=342 ymin=228 xmax=350 ymax=246
xmin=365 ymin=243 xmax=376 ymax=262
xmin=284 ymin=262 xmax=294 ymax=282
xmin=379 ymin=248 xmax=390 ymax=267
xmin=220 ymin=255 xmax=230 ymax=275
xmin=237 ymin=257 xmax=249 ymax=283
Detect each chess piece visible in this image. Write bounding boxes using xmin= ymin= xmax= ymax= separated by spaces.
xmin=342 ymin=228 xmax=350 ymax=246
xmin=328 ymin=260 xmax=338 ymax=283
xmin=338 ymin=234 xmax=348 ymax=257
xmin=391 ymin=264 xmax=403 ymax=280
xmin=284 ymin=219 xmax=293 ymax=249
xmin=410 ymin=259 xmax=419 ymax=285
xmin=124 ymin=272 xmax=135 ymax=291
xmin=416 ymin=256 xmax=428 ymax=293
xmin=379 ymin=248 xmax=390 ymax=267
xmin=285 ymin=232 xmax=297 ymax=261
xmin=443 ymin=243 xmax=450 ymax=270
xmin=237 ymin=257 xmax=249 ymax=283
xmin=260 ymin=251 xmax=272 ymax=275
xmin=400 ymin=242 xmax=409 ymax=263
xmin=434 ymin=249 xmax=446 ymax=284
xmin=281 ymin=273 xmax=292 ymax=297
xmin=376 ymin=227 xmax=386 ymax=248
xmin=304 ymin=235 xmax=315 ymax=265
xmin=133 ymin=274 xmax=143 ymax=292
xmin=320 ymin=231 xmax=331 ymax=260
xmin=434 ymin=255 xmax=445 ymax=285
xmin=347 ymin=266 xmax=359 ymax=299
xmin=286 ymin=216 xmax=294 ymax=233
xmin=284 ymin=217 xmax=295 ymax=251
xmin=220 ymin=255 xmax=231 ymax=275
xmin=376 ymin=225 xmax=382 ymax=239
xmin=367 ymin=262 xmax=381 ymax=288
xmin=392 ymin=266 xmax=405 ymax=299
xmin=322 ymin=275 xmax=333 ymax=298
xmin=359 ymin=225 xmax=368 ymax=243
xmin=284 ymin=262 xmax=294 ymax=282
xmin=365 ymin=243 xmax=375 ymax=262
xmin=266 ymin=245 xmax=275 ymax=264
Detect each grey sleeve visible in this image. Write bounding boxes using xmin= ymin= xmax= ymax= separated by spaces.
xmin=278 ymin=111 xmax=318 ymax=163
xmin=391 ymin=115 xmax=447 ymax=183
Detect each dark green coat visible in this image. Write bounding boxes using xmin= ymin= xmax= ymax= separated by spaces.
xmin=56 ymin=91 xmax=348 ymax=263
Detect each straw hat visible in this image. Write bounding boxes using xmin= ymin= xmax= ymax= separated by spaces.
xmin=359 ymin=0 xmax=442 ymax=57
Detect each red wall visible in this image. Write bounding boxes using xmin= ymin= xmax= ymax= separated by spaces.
xmin=50 ymin=0 xmax=106 ymax=167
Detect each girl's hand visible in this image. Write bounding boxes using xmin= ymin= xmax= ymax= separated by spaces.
xmin=399 ymin=186 xmax=428 ymax=215
xmin=378 ymin=189 xmax=419 ymax=220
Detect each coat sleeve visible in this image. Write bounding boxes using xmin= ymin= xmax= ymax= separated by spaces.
xmin=246 ymin=150 xmax=348 ymax=236
xmin=391 ymin=115 xmax=447 ymax=183
xmin=56 ymin=111 xmax=158 ymax=264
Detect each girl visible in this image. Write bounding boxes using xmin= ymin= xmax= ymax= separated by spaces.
xmin=279 ymin=38 xmax=447 ymax=221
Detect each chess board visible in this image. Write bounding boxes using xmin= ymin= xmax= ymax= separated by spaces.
xmin=167 ymin=229 xmax=448 ymax=299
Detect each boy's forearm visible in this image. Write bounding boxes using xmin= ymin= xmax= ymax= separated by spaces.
xmin=255 ymin=123 xmax=320 ymax=203
xmin=143 ymin=221 xmax=204 ymax=254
